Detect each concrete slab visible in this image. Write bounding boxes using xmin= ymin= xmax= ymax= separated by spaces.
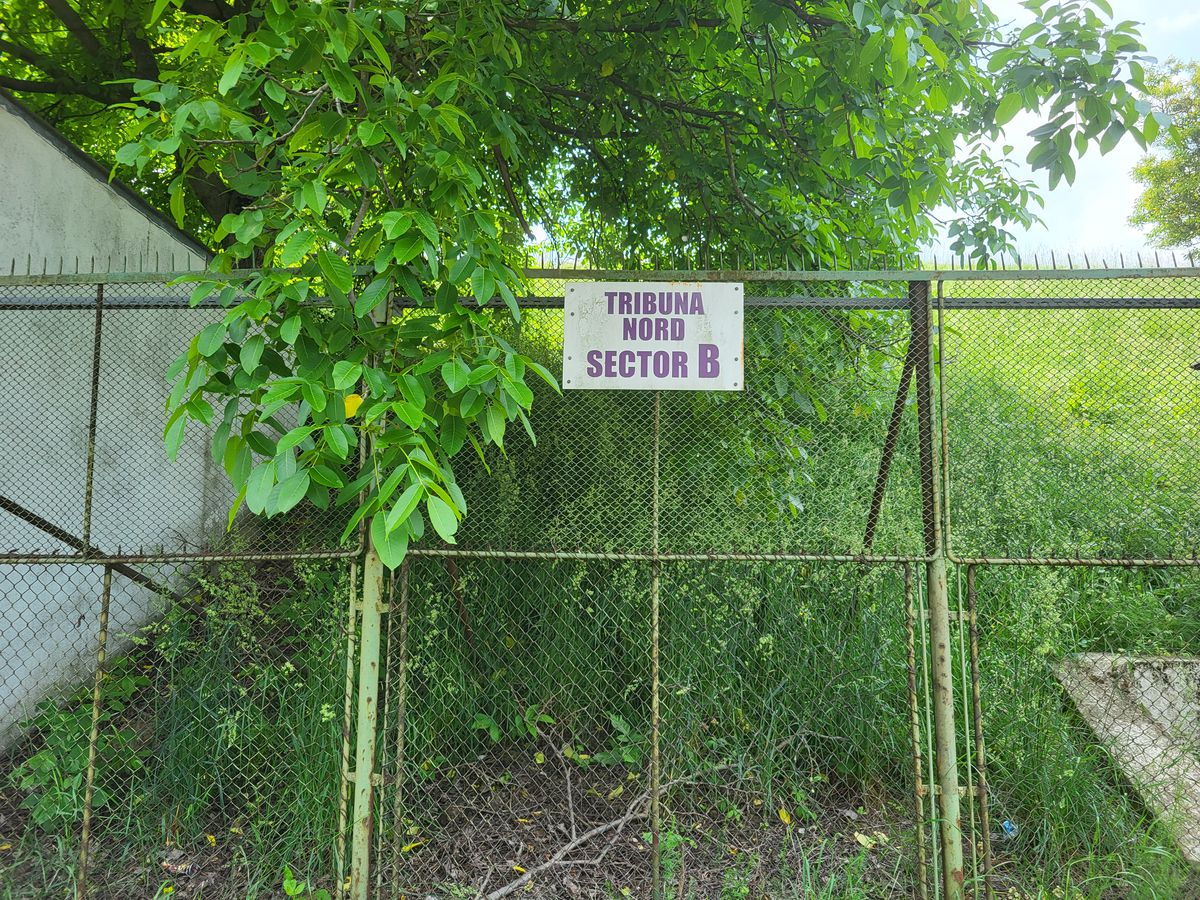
xmin=1055 ymin=652 xmax=1200 ymax=865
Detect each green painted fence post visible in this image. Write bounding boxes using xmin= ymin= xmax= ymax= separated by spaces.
xmin=911 ymin=281 xmax=965 ymax=898
xmin=349 ymin=546 xmax=384 ymax=900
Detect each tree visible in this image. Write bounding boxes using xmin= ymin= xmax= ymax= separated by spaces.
xmin=1132 ymin=61 xmax=1199 ymax=254
xmin=0 ymin=0 xmax=1158 ymax=566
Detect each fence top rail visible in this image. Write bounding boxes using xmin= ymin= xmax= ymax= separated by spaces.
xmin=2 ymin=266 xmax=1200 ymax=289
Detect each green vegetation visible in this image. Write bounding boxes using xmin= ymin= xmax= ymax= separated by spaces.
xmin=0 ymin=0 xmax=1164 ymax=575
xmin=6 ymin=286 xmax=1200 ymax=898
xmin=1133 ymin=61 xmax=1200 ymax=255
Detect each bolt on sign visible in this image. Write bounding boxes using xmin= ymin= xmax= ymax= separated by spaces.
xmin=562 ymin=282 xmax=744 ymax=390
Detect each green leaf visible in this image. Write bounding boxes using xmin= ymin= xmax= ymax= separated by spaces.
xmin=385 ymin=482 xmax=423 ymax=532
xmin=411 ymin=210 xmax=439 ymax=246
xmin=164 ymin=415 xmax=186 ymax=461
xmin=318 ymin=249 xmax=353 ymax=295
xmin=332 ymin=361 xmax=363 ymax=390
xmin=1099 ymin=121 xmax=1125 ymax=154
xmin=995 ymin=92 xmax=1023 ymax=127
xmin=280 ymin=315 xmax=301 ymax=344
xmin=504 ymin=379 xmax=534 ymax=408
xmin=483 ymin=403 xmax=506 ymax=447
xmin=197 ymin=322 xmax=225 ymax=357
xmin=470 ymin=267 xmax=496 ymax=303
xmin=392 ymin=232 xmax=424 ymax=266
xmin=371 ymin=514 xmax=409 ymax=568
xmin=149 ymin=0 xmax=174 ymax=24
xmin=392 ymin=400 xmax=425 ymax=430
xmin=218 ymin=48 xmax=246 ymax=96
xmin=276 ymin=425 xmax=315 ymax=453
xmin=357 ymin=121 xmax=386 ymax=146
xmin=355 ymin=276 xmax=391 ymax=317
xmin=276 ymin=471 xmax=310 ymax=513
xmin=381 ymin=211 xmax=412 ymax=238
xmin=325 ymin=424 xmax=350 ymax=459
xmin=426 ymin=495 xmax=459 ymax=543
xmin=246 ymin=461 xmax=276 ymax=514
xmin=280 ymin=231 xmax=315 ymax=267
xmin=441 ymin=358 xmax=471 ymax=393
xmin=890 ymin=28 xmax=910 ymax=83
xmin=240 ymin=334 xmax=264 ymax=373
xmin=441 ymin=415 xmax=467 ymax=456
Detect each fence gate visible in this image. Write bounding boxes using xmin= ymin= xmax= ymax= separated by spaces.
xmin=2 ymin=266 xmax=1199 ymax=899
xmin=349 ymin=270 xmax=957 ymax=900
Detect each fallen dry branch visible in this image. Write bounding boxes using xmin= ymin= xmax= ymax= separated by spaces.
xmin=483 ymin=767 xmax=731 ymax=900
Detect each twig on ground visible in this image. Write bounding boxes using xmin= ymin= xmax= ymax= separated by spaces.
xmin=483 ymin=766 xmax=736 ymax=900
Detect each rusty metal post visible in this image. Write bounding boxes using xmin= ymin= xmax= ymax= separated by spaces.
xmin=911 ymin=280 xmax=965 ymax=898
xmin=389 ymin=559 xmax=411 ymax=895
xmin=349 ymin=546 xmax=384 ymax=900
xmin=77 ymin=565 xmax=112 ymax=900
xmin=81 ymin=284 xmax=103 ymax=551
xmin=650 ymin=391 xmax=663 ymax=900
xmin=336 ymin=559 xmax=360 ymax=897
xmin=863 ymin=344 xmax=916 ymax=553
xmin=966 ymin=566 xmax=995 ymax=900
xmin=904 ymin=564 xmax=930 ymax=900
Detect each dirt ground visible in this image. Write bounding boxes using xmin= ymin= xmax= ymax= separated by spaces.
xmin=2 ymin=754 xmax=924 ymax=899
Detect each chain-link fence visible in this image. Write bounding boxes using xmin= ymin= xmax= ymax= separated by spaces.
xmin=1 ymin=268 xmax=1199 ymax=899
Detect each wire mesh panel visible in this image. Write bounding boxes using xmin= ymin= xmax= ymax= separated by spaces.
xmin=957 ymin=564 xmax=1200 ymax=897
xmin=942 ymin=276 xmax=1200 ymax=563
xmin=938 ymin=274 xmax=1200 ymax=898
xmin=0 ymin=557 xmax=355 ymax=898
xmin=453 ymin=275 xmax=926 ymax=558
xmin=5 ymin=267 xmax=1200 ymax=900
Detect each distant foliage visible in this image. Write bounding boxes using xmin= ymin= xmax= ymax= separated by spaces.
xmin=1132 ymin=61 xmax=1200 ymax=253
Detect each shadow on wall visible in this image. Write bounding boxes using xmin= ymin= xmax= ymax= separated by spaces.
xmin=0 ymin=284 xmax=232 ymax=749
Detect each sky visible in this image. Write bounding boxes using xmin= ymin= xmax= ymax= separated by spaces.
xmin=937 ymin=0 xmax=1199 ymax=259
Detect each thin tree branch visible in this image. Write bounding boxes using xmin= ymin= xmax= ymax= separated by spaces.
xmin=0 ymin=73 xmax=119 ymax=104
xmin=42 ymin=0 xmax=103 ymax=58
xmin=493 ymin=145 xmax=532 ymax=236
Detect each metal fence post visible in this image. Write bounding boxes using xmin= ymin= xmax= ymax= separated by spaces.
xmin=911 ymin=280 xmax=965 ymax=897
xmin=349 ymin=546 xmax=385 ymax=899
xmin=76 ymin=565 xmax=112 ymax=900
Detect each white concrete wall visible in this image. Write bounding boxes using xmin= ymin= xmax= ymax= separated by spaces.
xmin=0 ymin=100 xmax=224 ymax=747
xmin=0 ymin=98 xmax=207 ymax=273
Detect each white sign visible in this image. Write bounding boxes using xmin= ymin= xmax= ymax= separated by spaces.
xmin=562 ymin=282 xmax=744 ymax=391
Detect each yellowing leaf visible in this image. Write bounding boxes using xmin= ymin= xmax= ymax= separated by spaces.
xmin=344 ymin=393 xmax=364 ymax=418
xmin=600 ymin=60 xmax=615 ymax=77
xmin=513 ymin=865 xmax=526 ymax=873
xmin=533 ymin=751 xmax=546 ymax=765
xmin=607 ymin=785 xmax=625 ymax=800
xmin=778 ymin=807 xmax=793 ymax=825
xmin=401 ymin=839 xmax=427 ymax=852
xmin=853 ymin=831 xmax=877 ymax=849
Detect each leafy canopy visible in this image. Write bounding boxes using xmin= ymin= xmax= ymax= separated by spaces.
xmin=0 ymin=0 xmax=1157 ymax=566
xmin=1132 ymin=61 xmax=1200 ymax=254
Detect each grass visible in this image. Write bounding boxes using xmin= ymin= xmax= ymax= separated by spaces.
xmin=4 ymin=290 xmax=1200 ymax=897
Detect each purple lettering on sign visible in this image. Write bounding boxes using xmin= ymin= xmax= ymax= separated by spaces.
xmin=699 ymin=343 xmax=720 ymax=378
xmin=586 ymin=350 xmax=603 ymax=376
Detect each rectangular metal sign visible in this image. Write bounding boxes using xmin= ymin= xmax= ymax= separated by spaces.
xmin=562 ymin=282 xmax=744 ymax=390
